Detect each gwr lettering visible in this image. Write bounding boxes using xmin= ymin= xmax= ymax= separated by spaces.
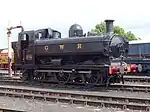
xmin=59 ymin=45 xmax=64 ymax=49
xmin=77 ymin=44 xmax=82 ymax=49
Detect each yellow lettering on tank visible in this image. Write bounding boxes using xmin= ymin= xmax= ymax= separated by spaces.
xmin=77 ymin=43 xmax=82 ymax=49
xmin=59 ymin=44 xmax=64 ymax=49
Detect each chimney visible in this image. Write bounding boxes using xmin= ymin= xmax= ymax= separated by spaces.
xmin=104 ymin=19 xmax=114 ymax=33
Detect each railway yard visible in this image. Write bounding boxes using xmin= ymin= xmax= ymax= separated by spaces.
xmin=0 ymin=70 xmax=149 ymax=112
xmin=0 ymin=0 xmax=149 ymax=111
xmin=1 ymin=20 xmax=150 ymax=112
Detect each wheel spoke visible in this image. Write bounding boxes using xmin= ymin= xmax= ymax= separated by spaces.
xmin=55 ymin=72 xmax=70 ymax=85
xmin=84 ymin=72 xmax=100 ymax=86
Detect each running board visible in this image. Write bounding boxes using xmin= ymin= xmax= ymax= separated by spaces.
xmin=36 ymin=70 xmax=92 ymax=74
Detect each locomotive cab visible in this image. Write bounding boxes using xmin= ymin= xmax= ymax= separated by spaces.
xmin=13 ymin=30 xmax=34 ymax=69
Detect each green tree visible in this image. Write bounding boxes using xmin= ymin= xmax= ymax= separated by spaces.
xmin=91 ymin=22 xmax=138 ymax=41
xmin=91 ymin=22 xmax=106 ymax=34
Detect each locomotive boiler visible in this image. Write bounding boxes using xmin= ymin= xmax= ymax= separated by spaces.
xmin=12 ymin=19 xmax=129 ymax=87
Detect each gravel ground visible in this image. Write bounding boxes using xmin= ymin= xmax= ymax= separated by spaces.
xmin=0 ymin=96 xmax=144 ymax=112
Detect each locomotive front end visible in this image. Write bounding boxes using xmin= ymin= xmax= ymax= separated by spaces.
xmin=109 ymin=34 xmax=129 ymax=74
xmin=104 ymin=20 xmax=129 ymax=77
xmin=109 ymin=35 xmax=129 ymax=58
xmin=109 ymin=34 xmax=129 ymax=75
xmin=104 ymin=20 xmax=129 ymax=59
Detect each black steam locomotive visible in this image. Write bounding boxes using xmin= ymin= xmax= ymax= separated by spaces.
xmin=12 ymin=19 xmax=129 ymax=86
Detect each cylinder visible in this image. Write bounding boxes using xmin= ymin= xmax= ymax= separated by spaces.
xmin=104 ymin=19 xmax=114 ymax=33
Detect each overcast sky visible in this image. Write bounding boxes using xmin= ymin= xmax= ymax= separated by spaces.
xmin=0 ymin=0 xmax=150 ymax=48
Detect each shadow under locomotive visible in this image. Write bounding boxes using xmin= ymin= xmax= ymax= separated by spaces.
xmin=12 ymin=19 xmax=129 ymax=87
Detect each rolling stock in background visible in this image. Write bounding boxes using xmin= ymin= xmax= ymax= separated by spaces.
xmin=0 ymin=48 xmax=14 ymax=70
xmin=124 ymin=40 xmax=150 ymax=74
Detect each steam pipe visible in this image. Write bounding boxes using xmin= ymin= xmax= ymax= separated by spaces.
xmin=7 ymin=26 xmax=24 ymax=32
xmin=7 ymin=25 xmax=24 ymax=77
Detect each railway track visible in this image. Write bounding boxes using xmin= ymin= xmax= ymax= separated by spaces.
xmin=0 ymin=85 xmax=149 ymax=111
xmin=0 ymin=71 xmax=150 ymax=111
xmin=0 ymin=75 xmax=150 ymax=93
xmin=0 ymin=71 xmax=20 ymax=76
xmin=0 ymin=107 xmax=25 ymax=112
xmin=0 ymin=78 xmax=150 ymax=92
xmin=124 ymin=75 xmax=150 ymax=83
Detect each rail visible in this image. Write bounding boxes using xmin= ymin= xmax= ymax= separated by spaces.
xmin=0 ymin=107 xmax=25 ymax=112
